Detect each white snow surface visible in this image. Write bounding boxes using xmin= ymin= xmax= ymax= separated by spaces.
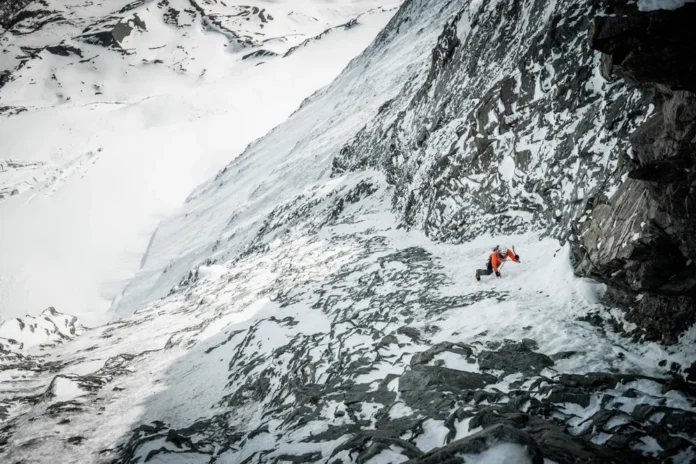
xmin=0 ymin=0 xmax=399 ymax=326
xmin=0 ymin=306 xmax=80 ymax=349
xmin=111 ymin=0 xmax=437 ymax=316
xmin=637 ymin=0 xmax=696 ymax=11
xmin=2 ymin=185 xmax=694 ymax=461
xmin=459 ymin=443 xmax=533 ymax=464
xmin=0 ymin=0 xmax=695 ymax=462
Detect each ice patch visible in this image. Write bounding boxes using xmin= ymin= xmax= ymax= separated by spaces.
xmin=49 ymin=376 xmax=87 ymax=402
xmin=389 ymin=402 xmax=415 ymax=419
xmin=633 ymin=436 xmax=663 ymax=455
xmin=638 ymin=0 xmax=695 ymax=11
xmin=414 ymin=419 xmax=449 ymax=452
xmin=432 ymin=351 xmax=479 ymax=372
xmin=576 ymin=278 xmax=607 ymax=305
xmin=459 ymin=442 xmax=533 ymax=463
xmin=498 ymin=156 xmax=516 ymax=182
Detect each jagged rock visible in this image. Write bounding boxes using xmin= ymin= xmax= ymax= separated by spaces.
xmin=378 ymin=334 xmax=399 ymax=348
xmin=685 ymin=362 xmax=696 ymax=382
xmin=468 ymin=409 xmax=649 ymax=463
xmin=80 ymin=14 xmax=147 ymax=49
xmin=573 ymin=2 xmax=696 ymax=344
xmin=0 ymin=71 xmax=12 ymax=90
xmin=332 ymin=0 xmax=646 ymax=243
xmin=557 ymin=372 xmax=639 ymax=390
xmin=397 ymin=326 xmax=421 ymax=341
xmin=242 ymin=49 xmax=278 ymax=60
xmin=0 ymin=1 xmax=33 ymax=29
xmin=398 ymin=365 xmax=496 ymax=411
xmin=409 ymin=342 xmax=473 ymax=366
xmin=478 ymin=339 xmax=554 ymax=375
xmin=2 ymin=5 xmax=61 ymax=34
xmin=405 ymin=424 xmax=544 ymax=464
xmin=550 ymin=351 xmax=579 ymax=361
xmin=45 ymin=44 xmax=84 ymax=57
xmin=589 ymin=4 xmax=696 ymax=93
xmin=329 ymin=431 xmax=423 ymax=463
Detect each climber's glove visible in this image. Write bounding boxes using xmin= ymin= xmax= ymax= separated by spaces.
xmin=495 ymin=271 xmax=501 ymax=277
xmin=515 ymin=254 xmax=520 ymax=262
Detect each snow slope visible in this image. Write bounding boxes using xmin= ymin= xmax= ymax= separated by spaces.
xmin=1 ymin=173 xmax=694 ymax=462
xmin=0 ymin=0 xmax=695 ymax=462
xmin=0 ymin=0 xmax=400 ymax=325
xmin=113 ymin=0 xmax=441 ymax=317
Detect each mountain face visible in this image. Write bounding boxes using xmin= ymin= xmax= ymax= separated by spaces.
xmin=572 ymin=2 xmax=696 ymax=345
xmin=1 ymin=1 xmax=696 ymax=464
xmin=0 ymin=0 xmax=399 ymax=325
xmin=333 ymin=0 xmax=647 ymax=242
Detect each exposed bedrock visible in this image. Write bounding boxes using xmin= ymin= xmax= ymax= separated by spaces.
xmin=571 ymin=2 xmax=696 ymax=344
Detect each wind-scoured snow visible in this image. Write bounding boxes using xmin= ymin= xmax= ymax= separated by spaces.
xmin=0 ymin=0 xmax=400 ymax=325
xmin=458 ymin=443 xmax=533 ymax=464
xmin=112 ymin=0 xmax=443 ymax=317
xmin=637 ymin=0 xmax=696 ymax=11
xmin=1 ymin=0 xmax=695 ymax=462
xmin=1 ymin=173 xmax=694 ymax=462
xmin=0 ymin=306 xmax=80 ymax=350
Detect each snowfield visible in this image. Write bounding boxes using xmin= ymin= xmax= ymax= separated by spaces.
xmin=1 ymin=0 xmax=695 ymax=462
xmin=1 ymin=174 xmax=694 ymax=462
xmin=0 ymin=0 xmax=400 ymax=325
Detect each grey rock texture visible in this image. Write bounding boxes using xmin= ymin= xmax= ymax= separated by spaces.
xmin=571 ymin=2 xmax=696 ymax=344
xmin=80 ymin=14 xmax=147 ymax=49
xmin=332 ymin=0 xmax=647 ymax=242
xmin=0 ymin=0 xmax=33 ymax=30
xmin=405 ymin=424 xmax=544 ymax=464
xmin=1 ymin=0 xmax=695 ymax=463
xmin=478 ymin=339 xmax=554 ymax=375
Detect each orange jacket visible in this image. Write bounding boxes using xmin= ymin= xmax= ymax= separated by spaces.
xmin=490 ymin=249 xmax=518 ymax=272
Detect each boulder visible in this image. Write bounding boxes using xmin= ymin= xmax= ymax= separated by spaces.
xmin=398 ymin=365 xmax=496 ymax=411
xmin=478 ymin=340 xmax=554 ymax=375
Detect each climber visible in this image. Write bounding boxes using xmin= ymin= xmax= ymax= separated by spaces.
xmin=475 ymin=245 xmax=520 ymax=280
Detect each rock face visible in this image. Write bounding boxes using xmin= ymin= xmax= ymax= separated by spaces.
xmin=80 ymin=13 xmax=147 ymax=49
xmin=571 ymin=2 xmax=696 ymax=344
xmin=0 ymin=0 xmax=32 ymax=30
xmin=332 ymin=0 xmax=647 ymax=242
xmin=327 ymin=0 xmax=693 ymax=344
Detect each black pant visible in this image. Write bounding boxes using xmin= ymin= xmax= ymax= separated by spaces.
xmin=477 ymin=260 xmax=494 ymax=276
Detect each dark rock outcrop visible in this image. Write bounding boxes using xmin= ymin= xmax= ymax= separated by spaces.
xmin=332 ymin=0 xmax=647 ymax=243
xmin=572 ymin=2 xmax=696 ymax=344
xmin=410 ymin=342 xmax=474 ymax=366
xmin=399 ymin=364 xmax=497 ymax=411
xmin=405 ymin=424 xmax=544 ymax=464
xmin=0 ymin=0 xmax=33 ymax=30
xmin=467 ymin=409 xmax=650 ymax=464
xmin=80 ymin=14 xmax=147 ymax=49
xmin=242 ymin=49 xmax=278 ymax=61
xmin=478 ymin=339 xmax=554 ymax=375
xmin=45 ymin=44 xmax=84 ymax=58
